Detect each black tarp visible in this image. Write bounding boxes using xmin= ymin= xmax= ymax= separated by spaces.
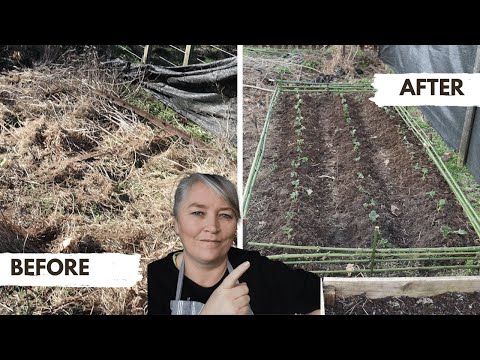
xmin=379 ymin=45 xmax=480 ymax=183
xmin=107 ymin=57 xmax=237 ymax=144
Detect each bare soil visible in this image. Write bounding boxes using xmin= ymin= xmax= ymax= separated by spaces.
xmin=247 ymin=91 xmax=477 ymax=253
xmin=326 ymin=292 xmax=480 ymax=315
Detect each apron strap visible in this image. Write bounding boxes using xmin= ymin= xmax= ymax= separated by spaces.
xmin=174 ymin=253 xmax=185 ymax=301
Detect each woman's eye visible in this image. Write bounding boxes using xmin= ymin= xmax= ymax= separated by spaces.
xmin=192 ymin=211 xmax=204 ymax=216
xmin=219 ymin=213 xmax=233 ymax=219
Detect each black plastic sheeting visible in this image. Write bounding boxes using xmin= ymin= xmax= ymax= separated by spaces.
xmin=106 ymin=57 xmax=237 ymax=144
xmin=379 ymin=45 xmax=480 ymax=183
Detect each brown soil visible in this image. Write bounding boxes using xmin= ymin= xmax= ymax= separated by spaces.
xmin=326 ymin=292 xmax=480 ymax=315
xmin=246 ymin=91 xmax=477 ymax=254
xmin=243 ymin=47 xmax=479 ymax=283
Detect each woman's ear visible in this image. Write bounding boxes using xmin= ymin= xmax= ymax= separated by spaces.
xmin=173 ymin=218 xmax=179 ymax=234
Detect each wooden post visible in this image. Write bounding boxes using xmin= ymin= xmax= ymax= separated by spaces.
xmin=342 ymin=45 xmax=346 ymax=58
xmin=323 ymin=285 xmax=336 ymax=306
xmin=457 ymin=45 xmax=480 ymax=167
xmin=323 ymin=276 xmax=480 ymax=299
xmin=142 ymin=45 xmax=150 ymax=64
xmin=183 ymin=45 xmax=195 ymax=66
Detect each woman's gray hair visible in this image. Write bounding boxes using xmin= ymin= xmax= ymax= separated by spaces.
xmin=173 ymin=173 xmax=240 ymax=220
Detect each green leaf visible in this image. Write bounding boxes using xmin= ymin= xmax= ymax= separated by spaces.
xmin=440 ymin=225 xmax=451 ymax=238
xmin=369 ymin=210 xmax=379 ymax=222
xmin=453 ymin=229 xmax=468 ymax=235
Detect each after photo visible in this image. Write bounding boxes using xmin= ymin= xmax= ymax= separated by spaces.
xmin=242 ymin=45 xmax=480 ymax=315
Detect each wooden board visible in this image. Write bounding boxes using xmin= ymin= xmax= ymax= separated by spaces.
xmin=320 ymin=278 xmax=325 ymax=315
xmin=323 ymin=276 xmax=480 ymax=299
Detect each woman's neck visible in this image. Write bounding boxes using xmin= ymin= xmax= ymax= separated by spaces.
xmin=176 ymin=252 xmax=228 ymax=288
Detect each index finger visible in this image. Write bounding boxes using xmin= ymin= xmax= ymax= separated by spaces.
xmin=220 ymin=261 xmax=250 ymax=289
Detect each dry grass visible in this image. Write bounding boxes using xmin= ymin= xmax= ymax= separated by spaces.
xmin=0 ymin=54 xmax=236 ymax=314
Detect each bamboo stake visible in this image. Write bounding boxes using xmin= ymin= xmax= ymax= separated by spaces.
xmin=284 ymin=256 xmax=477 ymax=265
xmin=243 ymin=86 xmax=281 ymax=217
xmin=268 ymin=251 xmax=479 ymax=260
xmin=313 ymin=264 xmax=480 ymax=274
xmin=394 ymin=106 xmax=480 ymax=238
xmin=249 ymin=241 xmax=480 ymax=253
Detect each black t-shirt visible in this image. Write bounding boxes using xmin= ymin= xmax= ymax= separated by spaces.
xmin=147 ymin=247 xmax=320 ymax=315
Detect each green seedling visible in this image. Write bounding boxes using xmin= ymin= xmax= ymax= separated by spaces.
xmin=354 ymin=156 xmax=361 ymax=162
xmin=414 ymin=163 xmax=421 ymax=170
xmin=440 ymin=225 xmax=451 ymax=238
xmin=290 ymin=191 xmax=299 ymax=202
xmin=369 ymin=210 xmax=379 ymax=222
xmin=426 ymin=190 xmax=436 ymax=198
xmin=281 ymin=225 xmax=293 ymax=239
xmin=453 ymin=229 xmax=468 ymax=235
xmin=377 ymin=238 xmax=392 ymax=248
xmin=290 ymin=171 xmax=298 ymax=178
xmin=291 ymin=160 xmax=300 ymax=168
xmin=463 ymin=259 xmax=480 ymax=276
xmin=291 ymin=179 xmax=300 ymax=187
xmin=300 ymin=156 xmax=309 ymax=163
xmin=353 ymin=139 xmax=361 ymax=150
xmin=363 ymin=198 xmax=376 ymax=208
xmin=437 ymin=199 xmax=446 ymax=211
xmin=357 ymin=172 xmax=364 ymax=179
xmin=268 ymin=163 xmax=278 ymax=174
xmin=305 ymin=188 xmax=313 ymax=196
xmin=421 ymin=167 xmax=429 ymax=180
xmin=285 ymin=211 xmax=296 ymax=220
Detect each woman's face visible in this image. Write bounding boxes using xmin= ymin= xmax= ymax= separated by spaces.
xmin=175 ymin=181 xmax=237 ymax=265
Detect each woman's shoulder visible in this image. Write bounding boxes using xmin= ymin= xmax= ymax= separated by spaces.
xmin=148 ymin=250 xmax=181 ymax=272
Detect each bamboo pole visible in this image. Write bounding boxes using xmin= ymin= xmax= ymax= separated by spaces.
xmin=313 ymin=264 xmax=480 ymax=274
xmin=268 ymin=251 xmax=479 ymax=260
xmin=183 ymin=45 xmax=195 ymax=66
xmin=394 ymin=106 xmax=480 ymax=238
xmin=243 ymin=86 xmax=281 ymax=217
xmin=284 ymin=256 xmax=477 ymax=265
xmin=248 ymin=241 xmax=480 ymax=253
xmin=142 ymin=45 xmax=150 ymax=64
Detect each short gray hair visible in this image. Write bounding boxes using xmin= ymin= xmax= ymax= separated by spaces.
xmin=173 ymin=173 xmax=240 ymax=220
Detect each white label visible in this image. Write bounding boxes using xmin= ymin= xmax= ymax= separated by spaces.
xmin=370 ymin=73 xmax=480 ymax=106
xmin=0 ymin=253 xmax=142 ymax=287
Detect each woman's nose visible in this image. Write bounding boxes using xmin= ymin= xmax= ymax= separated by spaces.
xmin=204 ymin=216 xmax=219 ymax=233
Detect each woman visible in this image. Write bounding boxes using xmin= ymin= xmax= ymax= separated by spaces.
xmin=147 ymin=173 xmax=320 ymax=315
